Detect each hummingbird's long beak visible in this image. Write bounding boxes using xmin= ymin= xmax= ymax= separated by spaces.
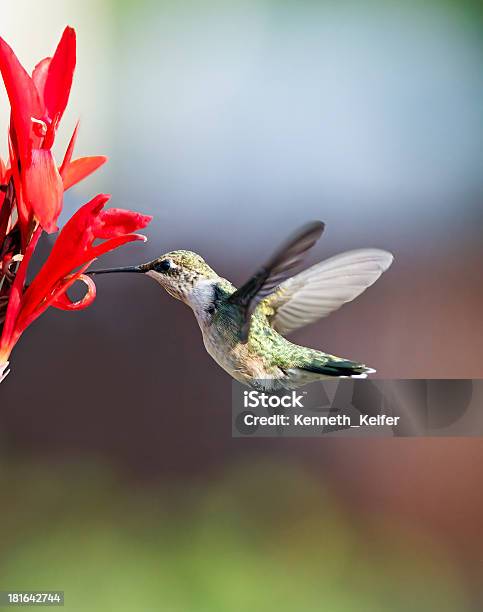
xmin=87 ymin=265 xmax=145 ymax=275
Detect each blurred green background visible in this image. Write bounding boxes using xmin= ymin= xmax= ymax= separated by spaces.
xmin=1 ymin=0 xmax=483 ymax=610
xmin=0 ymin=457 xmax=474 ymax=611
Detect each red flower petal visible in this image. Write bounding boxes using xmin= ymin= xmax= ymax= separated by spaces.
xmin=0 ymin=156 xmax=7 ymax=183
xmin=59 ymin=121 xmax=79 ymax=176
xmin=61 ymin=155 xmax=107 ymax=190
xmin=0 ymin=36 xmax=44 ymax=160
xmin=8 ymin=135 xmax=30 ymax=243
xmin=0 ymin=179 xmax=14 ymax=239
xmin=51 ymin=273 xmax=96 ymax=311
xmin=93 ymin=208 xmax=153 ymax=239
xmin=43 ymin=193 xmax=111 ymax=268
xmin=90 ymin=233 xmax=148 ymax=259
xmin=32 ymin=57 xmax=51 ymax=103
xmin=43 ymin=27 xmax=76 ymax=124
xmin=23 ymin=149 xmax=63 ymax=232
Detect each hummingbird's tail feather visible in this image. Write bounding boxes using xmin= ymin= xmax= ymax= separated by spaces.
xmin=299 ymin=357 xmax=375 ymax=378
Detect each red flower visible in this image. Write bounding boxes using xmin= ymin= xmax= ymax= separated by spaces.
xmin=0 ymin=28 xmax=152 ymax=377
xmin=0 ymin=26 xmax=106 ymax=233
xmin=0 ymin=194 xmax=151 ymax=364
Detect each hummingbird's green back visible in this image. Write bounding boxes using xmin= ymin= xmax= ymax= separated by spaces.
xmin=211 ymin=287 xmax=369 ymax=382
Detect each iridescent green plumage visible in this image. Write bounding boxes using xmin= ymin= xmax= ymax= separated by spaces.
xmin=205 ymin=281 xmax=370 ymax=386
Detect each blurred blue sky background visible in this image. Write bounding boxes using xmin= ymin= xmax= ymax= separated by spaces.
xmin=2 ymin=0 xmax=482 ymax=250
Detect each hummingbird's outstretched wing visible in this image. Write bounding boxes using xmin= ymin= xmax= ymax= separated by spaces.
xmin=263 ymin=249 xmax=393 ymax=336
xmin=228 ymin=221 xmax=325 ymax=342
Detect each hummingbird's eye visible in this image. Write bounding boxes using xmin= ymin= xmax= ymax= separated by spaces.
xmin=157 ymin=259 xmax=172 ymax=272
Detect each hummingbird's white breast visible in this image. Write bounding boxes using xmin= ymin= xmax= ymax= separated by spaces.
xmin=186 ymin=279 xmax=283 ymax=384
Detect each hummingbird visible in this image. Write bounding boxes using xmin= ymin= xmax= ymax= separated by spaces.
xmin=90 ymin=222 xmax=393 ymax=389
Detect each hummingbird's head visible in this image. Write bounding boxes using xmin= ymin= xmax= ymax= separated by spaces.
xmin=89 ymin=250 xmax=223 ymax=326
xmin=139 ymin=250 xmax=219 ymax=303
